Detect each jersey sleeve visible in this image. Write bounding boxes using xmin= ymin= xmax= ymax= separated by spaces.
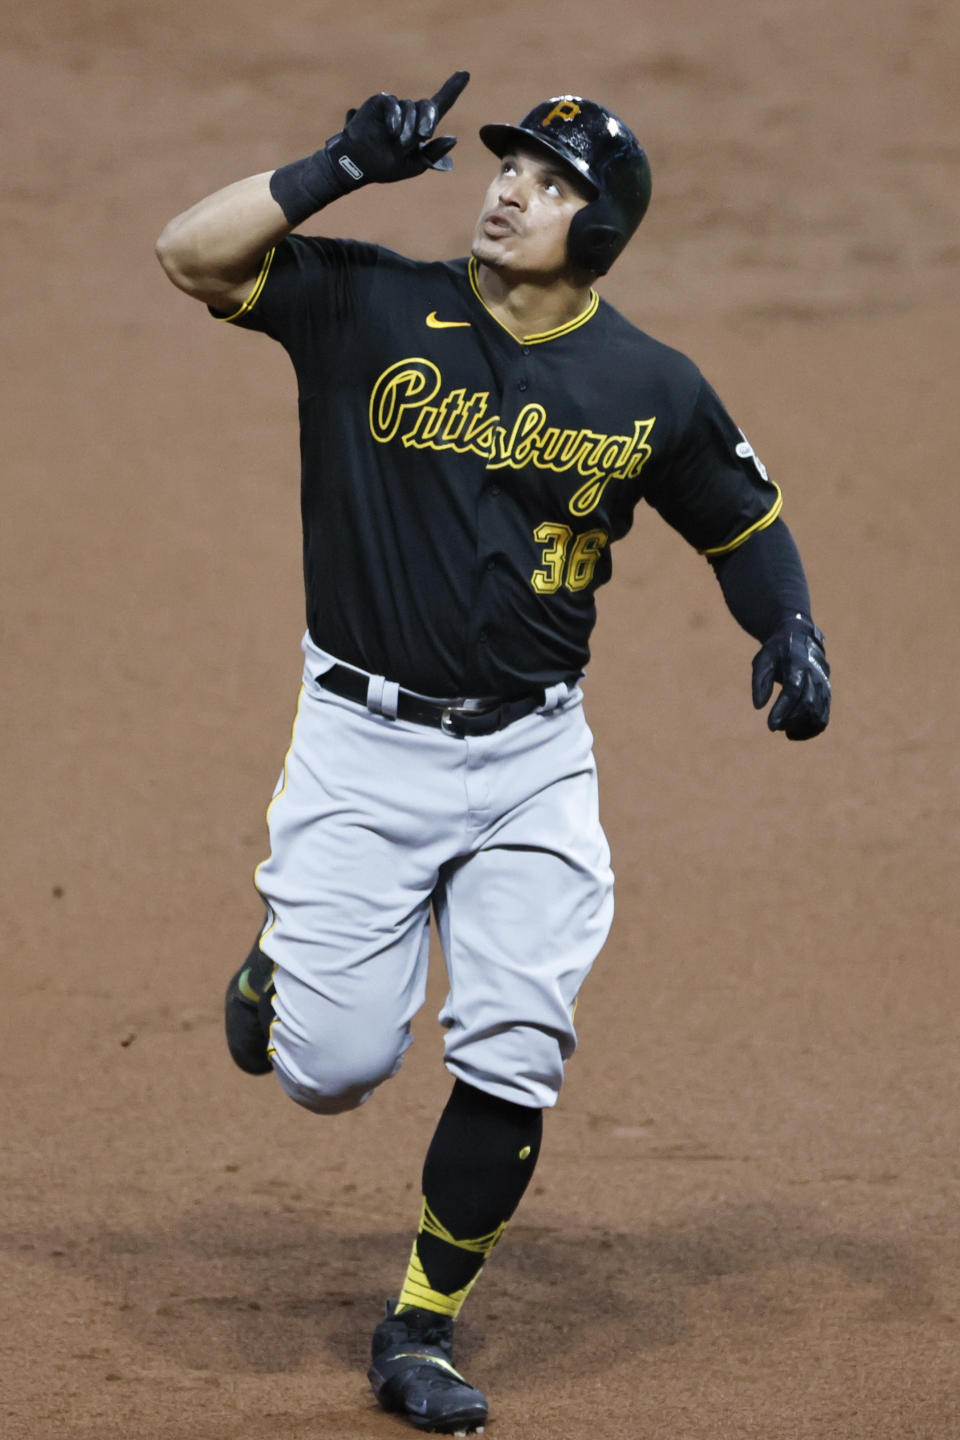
xmin=211 ymin=234 xmax=381 ymax=350
xmin=643 ymin=375 xmax=783 ymax=556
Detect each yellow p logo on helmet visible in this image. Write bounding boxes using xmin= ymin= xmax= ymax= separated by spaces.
xmin=541 ymin=100 xmax=581 ymax=128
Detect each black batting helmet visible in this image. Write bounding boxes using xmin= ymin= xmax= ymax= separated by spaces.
xmin=479 ymin=96 xmax=652 ymax=276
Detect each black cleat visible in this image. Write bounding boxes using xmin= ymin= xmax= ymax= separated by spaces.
xmin=223 ymin=943 xmax=275 ymax=1075
xmin=368 ymin=1300 xmax=488 ymax=1434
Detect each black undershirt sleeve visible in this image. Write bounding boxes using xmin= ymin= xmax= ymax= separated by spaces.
xmin=709 ymin=517 xmax=812 ymax=643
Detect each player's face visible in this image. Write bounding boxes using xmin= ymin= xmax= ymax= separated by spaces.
xmin=471 ymin=147 xmax=592 ymax=280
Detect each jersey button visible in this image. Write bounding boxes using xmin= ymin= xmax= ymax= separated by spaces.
xmin=521 ymin=346 xmax=531 ymax=356
xmin=486 ymin=557 xmax=498 ymax=570
xmin=489 ymin=484 xmax=501 ymax=496
xmin=479 ymin=628 xmax=489 ymax=643
xmin=518 ymin=379 xmax=528 ymax=392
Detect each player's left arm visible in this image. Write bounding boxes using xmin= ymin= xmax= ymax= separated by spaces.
xmin=644 ymin=374 xmax=830 ymax=741
xmin=709 ymin=520 xmax=831 ymax=741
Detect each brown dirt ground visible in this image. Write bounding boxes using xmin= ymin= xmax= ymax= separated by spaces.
xmin=3 ymin=2 xmax=959 ymax=1436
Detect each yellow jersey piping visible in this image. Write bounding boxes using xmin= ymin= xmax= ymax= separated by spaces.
xmin=215 ymin=249 xmax=276 ymax=323
xmin=467 ymin=256 xmax=598 ymax=344
xmin=699 ymin=485 xmax=784 ymax=557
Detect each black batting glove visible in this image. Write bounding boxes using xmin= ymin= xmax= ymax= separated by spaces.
xmin=752 ymin=614 xmax=831 ymax=741
xmin=328 ymin=70 xmax=469 ymax=185
xmin=270 ymin=72 xmax=469 ymax=227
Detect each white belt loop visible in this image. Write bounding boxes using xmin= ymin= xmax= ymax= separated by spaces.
xmin=537 ymin=681 xmax=569 ymax=714
xmin=366 ymin=673 xmax=400 ymax=720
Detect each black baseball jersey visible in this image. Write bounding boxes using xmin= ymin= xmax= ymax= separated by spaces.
xmin=217 ymin=236 xmax=781 ymax=697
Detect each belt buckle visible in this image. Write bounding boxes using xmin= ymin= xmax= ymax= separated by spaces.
xmin=440 ymin=697 xmax=498 ymax=736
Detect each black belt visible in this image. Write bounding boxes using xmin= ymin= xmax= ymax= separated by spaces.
xmin=317 ymin=665 xmax=546 ymax=737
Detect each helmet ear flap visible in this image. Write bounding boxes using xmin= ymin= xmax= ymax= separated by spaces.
xmin=567 ymin=203 xmax=627 ymax=276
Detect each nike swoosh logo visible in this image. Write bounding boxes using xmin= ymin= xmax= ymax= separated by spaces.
xmin=238 ymin=967 xmax=261 ymax=1004
xmin=388 ymin=1353 xmax=467 ymax=1381
xmin=426 ymin=312 xmax=471 ymax=329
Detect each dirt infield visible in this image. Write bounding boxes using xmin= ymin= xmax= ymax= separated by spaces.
xmin=3 ymin=2 xmax=959 ymax=1436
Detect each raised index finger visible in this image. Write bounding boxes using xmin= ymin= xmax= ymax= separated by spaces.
xmin=431 ymin=70 xmax=470 ymax=119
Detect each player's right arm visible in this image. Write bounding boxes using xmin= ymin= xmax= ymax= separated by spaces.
xmin=155 ymin=72 xmax=469 ymax=313
xmin=155 ymin=172 xmax=289 ymax=312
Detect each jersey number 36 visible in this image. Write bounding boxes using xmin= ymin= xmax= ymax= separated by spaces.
xmin=531 ymin=523 xmax=609 ymax=594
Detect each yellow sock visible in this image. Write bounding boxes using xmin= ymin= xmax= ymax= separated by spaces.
xmin=396 ymin=1198 xmax=508 ymax=1319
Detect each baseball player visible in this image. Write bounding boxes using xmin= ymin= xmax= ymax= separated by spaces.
xmin=156 ymin=71 xmax=830 ymax=1433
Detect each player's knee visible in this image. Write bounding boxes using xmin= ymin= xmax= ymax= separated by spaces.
xmin=270 ymin=1030 xmax=407 ymax=1116
xmin=273 ymin=1066 xmax=378 ymax=1115
xmin=444 ymin=1021 xmax=573 ymax=1109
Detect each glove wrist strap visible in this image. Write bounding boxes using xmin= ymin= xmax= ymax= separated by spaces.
xmin=785 ymin=612 xmax=826 ymax=648
xmin=269 ymin=146 xmax=355 ymax=228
